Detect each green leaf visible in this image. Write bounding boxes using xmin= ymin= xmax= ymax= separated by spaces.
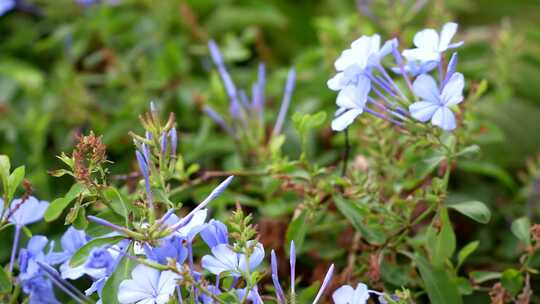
xmin=447 ymin=201 xmax=491 ymax=224
xmin=501 ymin=269 xmax=523 ymax=296
xmin=0 ymin=266 xmax=12 ymax=293
xmin=103 ymin=187 xmax=131 ymax=218
xmin=511 ymin=217 xmax=531 ymax=246
xmin=415 ymin=254 xmax=463 ymax=304
xmin=101 ymin=245 xmax=136 ymax=304
xmin=7 ymin=166 xmax=24 ymax=203
xmin=334 ymin=195 xmax=386 ymax=245
xmin=286 ymin=210 xmax=309 ymax=252
xmin=44 ymin=183 xmax=85 ymax=222
xmin=456 ymin=277 xmax=473 ymax=295
xmin=70 ymin=236 xmax=125 ymax=267
xmin=0 ymin=155 xmax=10 ymax=194
xmin=457 ymin=241 xmax=479 ymax=269
xmin=469 ymin=271 xmax=501 ymax=284
xmin=432 ymin=208 xmax=456 ymax=266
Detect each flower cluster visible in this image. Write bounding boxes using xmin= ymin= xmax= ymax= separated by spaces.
xmin=205 ymin=40 xmax=296 ymax=143
xmin=328 ymin=22 xmax=465 ymax=131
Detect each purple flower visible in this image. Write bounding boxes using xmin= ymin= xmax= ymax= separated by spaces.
xmin=402 ymin=22 xmax=463 ymax=62
xmin=118 ymin=264 xmax=181 ymax=304
xmin=4 ymin=196 xmax=49 ymax=226
xmin=200 ymin=219 xmax=229 ymax=248
xmin=409 ymin=72 xmax=464 ymax=131
xmin=235 ymin=286 xmax=264 ymax=304
xmin=201 ymin=241 xmax=265 ymax=277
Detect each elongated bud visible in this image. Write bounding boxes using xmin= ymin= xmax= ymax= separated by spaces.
xmin=312 ymin=264 xmax=334 ymax=304
xmin=203 ymin=106 xmax=235 ymax=136
xmin=160 ymin=132 xmax=168 ymax=157
xmin=273 ymin=68 xmax=296 ymax=136
xmin=444 ymin=52 xmax=458 ymax=86
xmin=169 ymin=127 xmax=177 ymax=157
xmin=290 ymin=240 xmax=296 ymax=295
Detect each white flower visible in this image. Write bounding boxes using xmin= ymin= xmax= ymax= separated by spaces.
xmin=402 ymin=22 xmax=463 ymax=62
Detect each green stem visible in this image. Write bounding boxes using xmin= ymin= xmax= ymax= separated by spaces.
xmin=9 ymin=284 xmax=21 ymax=304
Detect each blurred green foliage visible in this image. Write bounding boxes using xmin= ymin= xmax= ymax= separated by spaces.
xmin=1 ymin=0 xmax=540 ymax=303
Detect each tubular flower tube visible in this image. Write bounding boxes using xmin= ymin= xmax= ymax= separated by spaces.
xmin=170 ymin=176 xmax=234 ymax=233
xmin=272 ymin=68 xmax=296 ymax=136
xmin=270 ymin=250 xmax=286 ymax=304
xmin=203 ymin=106 xmax=235 ymax=137
xmin=135 ymin=150 xmax=154 ymax=212
xmin=208 ymin=40 xmax=242 ymax=114
xmin=290 ymin=241 xmax=296 ymax=296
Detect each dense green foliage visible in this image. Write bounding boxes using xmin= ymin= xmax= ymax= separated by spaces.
xmin=1 ymin=0 xmax=540 ymax=303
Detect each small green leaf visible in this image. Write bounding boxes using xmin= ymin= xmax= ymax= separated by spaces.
xmin=0 ymin=155 xmax=11 ymax=194
xmin=334 ymin=195 xmax=386 ymax=245
xmin=0 ymin=266 xmax=12 ymax=293
xmin=70 ymin=236 xmax=125 ymax=267
xmin=469 ymin=271 xmax=501 ymax=284
xmin=456 ymin=277 xmax=473 ymax=295
xmin=447 ymin=201 xmax=491 ymax=224
xmin=457 ymin=241 xmax=479 ymax=269
xmin=432 ymin=208 xmax=456 ymax=266
xmin=511 ymin=217 xmax=531 ymax=246
xmin=103 ymin=187 xmax=131 ymax=218
xmin=501 ymin=269 xmax=523 ymax=296
xmin=286 ymin=210 xmax=309 ymax=252
xmin=7 ymin=166 xmax=24 ymax=203
xmin=44 ymin=183 xmax=85 ymax=222
xmin=415 ymin=254 xmax=463 ymax=304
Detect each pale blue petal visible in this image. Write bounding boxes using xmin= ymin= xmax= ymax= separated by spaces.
xmin=327 ymin=72 xmax=344 ymax=91
xmin=412 ymin=74 xmax=440 ymax=103
xmin=441 ymin=72 xmax=464 ymax=106
xmin=336 ymin=76 xmax=370 ymax=109
xmin=431 ymin=107 xmax=456 ymax=131
xmin=331 ymin=109 xmax=364 ymax=131
xmin=409 ymin=102 xmax=440 ymax=122
xmin=402 ymin=48 xmax=439 ymax=62
xmin=335 ymin=49 xmax=357 ymax=71
xmin=438 ymin=22 xmax=458 ymax=51
xmin=413 ymin=29 xmax=439 ymax=51
xmin=156 ymin=270 xmax=181 ymax=300
xmin=9 ymin=197 xmax=48 ymax=226
xmin=352 ymin=283 xmax=371 ymax=303
xmin=332 ymin=285 xmax=355 ymax=304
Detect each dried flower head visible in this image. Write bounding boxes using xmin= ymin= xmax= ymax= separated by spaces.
xmin=73 ymin=132 xmax=107 ymax=186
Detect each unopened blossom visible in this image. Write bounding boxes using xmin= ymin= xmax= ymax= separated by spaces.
xmin=402 ymin=22 xmax=463 ymax=62
xmin=118 ymin=264 xmax=181 ymax=304
xmin=409 ymin=72 xmax=464 ymax=130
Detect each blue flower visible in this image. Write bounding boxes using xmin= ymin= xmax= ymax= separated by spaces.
xmin=163 ymin=209 xmax=208 ymax=242
xmin=201 ymin=241 xmax=265 ymax=277
xmin=4 ymin=196 xmax=49 ymax=226
xmin=330 ymin=74 xmax=371 ymax=131
xmin=409 ymin=72 xmax=464 ymax=131
xmin=332 ymin=283 xmax=370 ymax=304
xmin=18 ymin=236 xmax=61 ymax=304
xmin=235 ymin=286 xmax=264 ymax=304
xmin=117 ymin=264 xmax=181 ymax=304
xmin=200 ymin=219 xmax=228 ymax=248
xmin=0 ymin=0 xmax=15 ymax=16
xmin=143 ymin=235 xmax=188 ymax=265
xmin=402 ymin=22 xmax=463 ymax=62
xmin=333 ymin=35 xmax=396 ymax=72
xmin=58 ymin=227 xmax=90 ymax=279
xmin=391 ymin=60 xmax=438 ymax=76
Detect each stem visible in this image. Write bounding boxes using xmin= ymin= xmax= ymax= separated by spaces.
xmin=341 ymin=128 xmax=350 ymax=177
xmin=8 ymin=284 xmax=21 ymax=304
xmin=9 ymin=225 xmax=21 ymax=273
